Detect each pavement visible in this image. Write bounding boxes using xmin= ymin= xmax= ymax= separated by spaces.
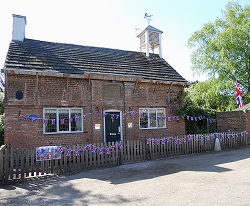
xmin=1 ymin=146 xmax=250 ymax=206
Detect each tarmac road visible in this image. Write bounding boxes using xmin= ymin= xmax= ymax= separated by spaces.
xmin=1 ymin=146 xmax=250 ymax=206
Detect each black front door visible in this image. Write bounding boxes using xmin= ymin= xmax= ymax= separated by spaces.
xmin=105 ymin=112 xmax=121 ymax=143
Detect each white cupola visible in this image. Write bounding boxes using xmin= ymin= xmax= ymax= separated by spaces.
xmin=137 ymin=25 xmax=163 ymax=59
xmin=12 ymin=14 xmax=26 ymax=42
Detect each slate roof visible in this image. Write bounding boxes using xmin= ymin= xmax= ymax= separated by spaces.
xmin=4 ymin=38 xmax=187 ymax=83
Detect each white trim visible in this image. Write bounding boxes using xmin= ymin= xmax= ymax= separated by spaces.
xmin=139 ymin=108 xmax=166 ymax=129
xmin=43 ymin=107 xmax=83 ymax=134
xmin=104 ymin=109 xmax=123 ymax=142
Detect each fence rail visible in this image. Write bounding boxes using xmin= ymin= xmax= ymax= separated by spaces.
xmin=0 ymin=131 xmax=247 ymax=181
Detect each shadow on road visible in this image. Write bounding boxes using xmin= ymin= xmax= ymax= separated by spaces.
xmin=1 ymin=146 xmax=249 ymax=205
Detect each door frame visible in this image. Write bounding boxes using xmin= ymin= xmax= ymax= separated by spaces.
xmin=104 ymin=109 xmax=123 ymax=142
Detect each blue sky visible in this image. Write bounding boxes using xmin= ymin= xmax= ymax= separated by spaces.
xmin=0 ymin=0 xmax=249 ymax=82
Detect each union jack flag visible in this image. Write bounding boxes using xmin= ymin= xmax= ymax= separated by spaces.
xmin=110 ymin=145 xmax=115 ymax=150
xmin=139 ymin=113 xmax=142 ymax=118
xmin=83 ymin=115 xmax=87 ymax=119
xmin=88 ymin=144 xmax=92 ymax=150
xmin=162 ymin=139 xmax=165 ymax=144
xmin=166 ymin=138 xmax=170 ymax=143
xmin=103 ymin=113 xmax=108 ymax=117
xmin=221 ymin=134 xmax=224 ymax=138
xmin=92 ymin=147 xmax=97 ymax=153
xmin=75 ymin=150 xmax=79 ymax=156
xmin=42 ymin=119 xmax=46 ymax=124
xmin=152 ymin=139 xmax=155 ymax=145
xmin=187 ymin=116 xmax=189 ymax=120
xmin=123 ymin=113 xmax=127 ymax=117
xmin=173 ymin=116 xmax=176 ymax=121
xmin=147 ymin=139 xmax=150 ymax=144
xmin=23 ymin=116 xmax=28 ymax=121
xmin=99 ymin=149 xmax=103 ymax=155
xmin=130 ymin=111 xmax=136 ymax=116
xmin=66 ymin=149 xmax=71 ymax=157
xmin=157 ymin=140 xmax=160 ymax=145
xmin=116 ymin=115 xmax=119 ymax=119
xmin=195 ymin=136 xmax=198 ymax=141
xmin=82 ymin=147 xmax=86 ymax=153
xmin=69 ymin=118 xmax=73 ymax=122
xmin=232 ymin=134 xmax=235 ymax=138
xmin=236 ymin=80 xmax=244 ymax=107
xmin=106 ymin=148 xmax=110 ymax=154
xmin=179 ymin=139 xmax=182 ymax=144
xmin=168 ymin=117 xmax=171 ymax=121
xmin=227 ymin=134 xmax=230 ymax=138
xmin=174 ymin=139 xmax=177 ymax=144
xmin=201 ymin=136 xmax=203 ymax=141
xmin=207 ymin=136 xmax=210 ymax=141
xmin=51 ymin=119 xmax=55 ymax=125
xmin=76 ymin=116 xmax=80 ymax=121
xmin=31 ymin=118 xmax=36 ymax=123
xmin=176 ymin=116 xmax=179 ymax=121
xmin=118 ymin=142 xmax=123 ymax=148
xmin=216 ymin=133 xmax=219 ymax=137
xmin=143 ymin=114 xmax=147 ymax=118
xmin=61 ymin=119 xmax=65 ymax=124
xmin=59 ymin=147 xmax=64 ymax=154
xmin=241 ymin=132 xmax=244 ymax=137
xmin=111 ymin=114 xmax=114 ymax=119
xmin=183 ymin=138 xmax=186 ymax=143
xmin=191 ymin=117 xmax=194 ymax=121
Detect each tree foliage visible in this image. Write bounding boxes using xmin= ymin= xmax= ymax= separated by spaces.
xmin=188 ymin=2 xmax=250 ymax=96
xmin=185 ymin=78 xmax=245 ymax=112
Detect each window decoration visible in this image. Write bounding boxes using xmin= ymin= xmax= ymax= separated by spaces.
xmin=44 ymin=108 xmax=83 ymax=134
xmin=139 ymin=108 xmax=166 ymax=129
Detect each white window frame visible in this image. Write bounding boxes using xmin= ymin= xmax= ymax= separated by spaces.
xmin=43 ymin=108 xmax=83 ymax=134
xmin=139 ymin=108 xmax=166 ymax=129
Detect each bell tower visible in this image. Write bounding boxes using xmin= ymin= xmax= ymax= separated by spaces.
xmin=137 ymin=25 xmax=163 ymax=59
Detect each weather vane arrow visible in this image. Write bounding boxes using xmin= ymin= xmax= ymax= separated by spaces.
xmin=144 ymin=13 xmax=153 ymax=25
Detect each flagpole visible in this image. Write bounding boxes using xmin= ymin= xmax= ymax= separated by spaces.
xmin=239 ymin=105 xmax=241 ymax=122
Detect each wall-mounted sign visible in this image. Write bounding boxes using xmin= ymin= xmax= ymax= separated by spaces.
xmin=95 ymin=124 xmax=101 ymax=130
xmin=29 ymin=114 xmax=38 ymax=122
xmin=128 ymin=122 xmax=133 ymax=128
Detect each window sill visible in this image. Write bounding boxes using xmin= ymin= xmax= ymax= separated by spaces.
xmin=43 ymin=131 xmax=84 ymax=135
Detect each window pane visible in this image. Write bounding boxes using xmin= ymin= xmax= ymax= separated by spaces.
xmin=157 ymin=109 xmax=165 ymax=128
xmin=149 ymin=109 xmax=156 ymax=128
xmin=71 ymin=109 xmax=82 ymax=131
xmin=45 ymin=109 xmax=56 ymax=133
xmin=59 ymin=109 xmax=69 ymax=131
xmin=140 ymin=109 xmax=148 ymax=128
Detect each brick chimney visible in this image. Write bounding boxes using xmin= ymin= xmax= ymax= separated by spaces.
xmin=12 ymin=14 xmax=26 ymax=42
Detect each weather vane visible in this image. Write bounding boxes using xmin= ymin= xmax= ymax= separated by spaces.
xmin=144 ymin=13 xmax=153 ymax=25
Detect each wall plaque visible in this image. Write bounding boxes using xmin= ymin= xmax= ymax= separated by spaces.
xmin=103 ymin=85 xmax=121 ymax=99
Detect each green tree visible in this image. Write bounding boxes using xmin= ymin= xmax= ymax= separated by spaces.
xmin=186 ymin=78 xmax=241 ymax=112
xmin=188 ymin=1 xmax=250 ymax=96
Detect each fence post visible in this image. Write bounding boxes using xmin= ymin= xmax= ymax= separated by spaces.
xmin=0 ymin=146 xmax=4 ymax=181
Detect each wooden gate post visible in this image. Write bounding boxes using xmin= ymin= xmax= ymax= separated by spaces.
xmin=0 ymin=146 xmax=4 ymax=181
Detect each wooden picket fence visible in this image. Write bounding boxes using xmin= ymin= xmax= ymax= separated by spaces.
xmin=0 ymin=131 xmax=247 ymax=181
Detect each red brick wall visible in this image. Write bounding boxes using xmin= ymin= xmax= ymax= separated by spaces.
xmin=217 ymin=111 xmax=249 ymax=142
xmin=5 ymin=74 xmax=186 ymax=148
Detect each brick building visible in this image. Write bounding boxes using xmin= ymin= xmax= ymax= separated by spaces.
xmin=217 ymin=103 xmax=250 ymax=143
xmin=3 ymin=15 xmax=188 ymax=149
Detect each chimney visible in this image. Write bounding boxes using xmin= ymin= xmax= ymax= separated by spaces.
xmin=12 ymin=14 xmax=26 ymax=42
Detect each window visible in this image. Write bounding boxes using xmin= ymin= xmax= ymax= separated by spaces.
xmin=44 ymin=108 xmax=83 ymax=134
xmin=139 ymin=108 xmax=166 ymax=129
